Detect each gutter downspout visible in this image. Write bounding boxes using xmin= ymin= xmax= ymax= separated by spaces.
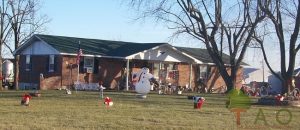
xmin=126 ymin=59 xmax=130 ymax=91
xmin=159 ymin=62 xmax=162 ymax=86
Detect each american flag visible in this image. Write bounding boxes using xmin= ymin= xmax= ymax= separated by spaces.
xmin=76 ymin=42 xmax=82 ymax=65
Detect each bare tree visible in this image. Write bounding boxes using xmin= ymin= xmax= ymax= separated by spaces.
xmin=0 ymin=0 xmax=13 ymax=90
xmin=130 ymin=0 xmax=265 ymax=92
xmin=257 ymin=0 xmax=300 ymax=94
xmin=3 ymin=0 xmax=48 ymax=90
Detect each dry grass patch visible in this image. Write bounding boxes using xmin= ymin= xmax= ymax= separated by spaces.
xmin=0 ymin=90 xmax=299 ymax=129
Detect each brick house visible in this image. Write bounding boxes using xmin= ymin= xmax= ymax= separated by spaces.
xmin=13 ymin=34 xmax=243 ymax=92
xmin=294 ymin=68 xmax=300 ymax=89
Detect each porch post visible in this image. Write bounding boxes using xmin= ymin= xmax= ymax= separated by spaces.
xmin=159 ymin=62 xmax=162 ymax=85
xmin=189 ymin=64 xmax=193 ymax=89
xmin=126 ymin=59 xmax=130 ymax=91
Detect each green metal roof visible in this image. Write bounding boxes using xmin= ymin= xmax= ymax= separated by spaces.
xmin=175 ymin=47 xmax=215 ymax=63
xmin=15 ymin=34 xmax=248 ymax=65
xmin=175 ymin=46 xmax=247 ymax=65
xmin=35 ymin=34 xmax=166 ymax=57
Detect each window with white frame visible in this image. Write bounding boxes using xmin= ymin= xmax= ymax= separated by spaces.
xmin=84 ymin=57 xmax=94 ymax=73
xmin=25 ymin=55 xmax=31 ymax=71
xmin=199 ymin=65 xmax=208 ymax=79
xmin=49 ymin=55 xmax=55 ymax=72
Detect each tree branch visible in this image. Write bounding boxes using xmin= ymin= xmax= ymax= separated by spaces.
xmin=255 ymin=36 xmax=283 ymax=81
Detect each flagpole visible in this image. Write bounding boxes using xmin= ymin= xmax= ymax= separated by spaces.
xmin=76 ymin=62 xmax=79 ymax=93
xmin=76 ymin=41 xmax=81 ymax=93
xmin=77 ymin=42 xmax=80 ymax=83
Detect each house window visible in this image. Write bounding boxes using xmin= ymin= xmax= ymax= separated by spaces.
xmin=199 ymin=65 xmax=208 ymax=79
xmin=25 ymin=55 xmax=31 ymax=71
xmin=49 ymin=55 xmax=55 ymax=72
xmin=167 ymin=63 xmax=179 ymax=80
xmin=84 ymin=57 xmax=94 ymax=73
xmin=153 ymin=63 xmax=159 ymax=79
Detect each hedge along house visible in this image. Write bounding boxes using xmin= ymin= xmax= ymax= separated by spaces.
xmin=13 ymin=34 xmax=243 ymax=92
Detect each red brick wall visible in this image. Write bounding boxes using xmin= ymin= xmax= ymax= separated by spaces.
xmin=41 ymin=76 xmax=62 ymax=90
xmin=61 ymin=56 xmax=82 ymax=88
xmin=178 ymin=63 xmax=191 ymax=87
xmin=206 ymin=67 xmax=226 ymax=92
xmin=97 ymin=58 xmax=125 ymax=89
xmin=19 ymin=55 xmax=62 ymax=89
xmin=235 ymin=67 xmax=244 ymax=88
xmin=61 ymin=56 xmax=126 ymax=89
xmin=295 ymin=76 xmax=300 ymax=89
xmin=20 ymin=55 xmax=129 ymax=90
xmin=205 ymin=66 xmax=243 ymax=92
xmin=176 ymin=64 xmax=243 ymax=92
xmin=19 ymin=55 xmax=243 ymax=91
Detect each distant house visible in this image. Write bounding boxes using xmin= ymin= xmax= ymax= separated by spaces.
xmin=13 ymin=34 xmax=243 ymax=92
xmin=243 ymin=67 xmax=269 ymax=83
xmin=294 ymin=67 xmax=300 ymax=89
xmin=243 ymin=67 xmax=282 ymax=93
xmin=2 ymin=59 xmax=14 ymax=88
xmin=243 ymin=66 xmax=300 ymax=94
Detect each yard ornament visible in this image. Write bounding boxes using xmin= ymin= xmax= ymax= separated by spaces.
xmin=275 ymin=94 xmax=284 ymax=105
xmin=104 ymin=97 xmax=113 ymax=107
xmin=66 ymin=89 xmax=72 ymax=95
xmin=99 ymin=81 xmax=106 ymax=99
xmin=133 ymin=67 xmax=155 ymax=98
xmin=21 ymin=93 xmax=32 ymax=106
xmin=193 ymin=96 xmax=205 ymax=109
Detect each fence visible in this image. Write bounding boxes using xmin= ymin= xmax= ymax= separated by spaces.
xmin=74 ymin=82 xmax=99 ymax=91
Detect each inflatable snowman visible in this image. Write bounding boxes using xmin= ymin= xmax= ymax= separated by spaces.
xmin=134 ymin=67 xmax=154 ymax=98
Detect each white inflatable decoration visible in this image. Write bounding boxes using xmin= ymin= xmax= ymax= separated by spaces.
xmin=134 ymin=67 xmax=154 ymax=98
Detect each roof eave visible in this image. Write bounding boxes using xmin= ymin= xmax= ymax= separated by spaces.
xmin=125 ymin=43 xmax=168 ymax=59
xmin=60 ymin=53 xmax=126 ymax=59
xmin=13 ymin=35 xmax=39 ymax=55
xmin=13 ymin=35 xmax=61 ymax=55
xmin=170 ymin=46 xmax=203 ymax=64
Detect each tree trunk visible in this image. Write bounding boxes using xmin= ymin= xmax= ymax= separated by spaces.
xmin=281 ymin=80 xmax=287 ymax=94
xmin=281 ymin=77 xmax=293 ymax=94
xmin=217 ymin=66 xmax=235 ymax=93
xmin=225 ymin=80 xmax=234 ymax=93
xmin=14 ymin=55 xmax=19 ymax=90
xmin=0 ymin=57 xmax=2 ymax=91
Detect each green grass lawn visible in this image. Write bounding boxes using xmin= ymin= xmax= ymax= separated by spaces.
xmin=0 ymin=90 xmax=299 ymax=130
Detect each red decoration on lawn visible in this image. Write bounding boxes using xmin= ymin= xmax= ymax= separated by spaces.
xmin=194 ymin=97 xmax=205 ymax=109
xmin=104 ymin=97 xmax=113 ymax=107
xmin=21 ymin=93 xmax=32 ymax=106
xmin=275 ymin=94 xmax=284 ymax=105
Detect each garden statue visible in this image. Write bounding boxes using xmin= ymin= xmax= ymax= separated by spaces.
xmin=99 ymin=81 xmax=106 ymax=99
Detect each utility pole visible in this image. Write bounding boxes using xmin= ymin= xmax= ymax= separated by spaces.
xmin=29 ymin=0 xmax=35 ymax=37
xmin=262 ymin=60 xmax=265 ymax=82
